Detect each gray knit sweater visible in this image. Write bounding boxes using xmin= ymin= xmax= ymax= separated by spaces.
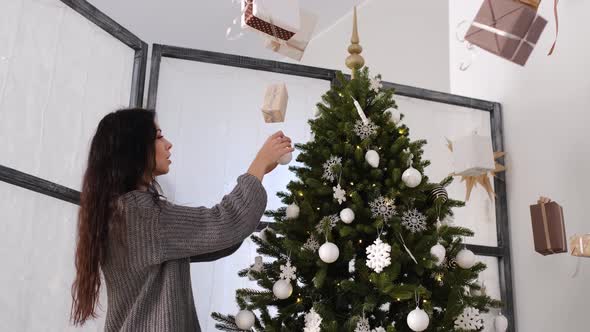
xmin=101 ymin=173 xmax=267 ymax=332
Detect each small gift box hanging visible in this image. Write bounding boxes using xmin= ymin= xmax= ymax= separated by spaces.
xmin=261 ymin=83 xmax=288 ymax=123
xmin=529 ymin=197 xmax=567 ymax=255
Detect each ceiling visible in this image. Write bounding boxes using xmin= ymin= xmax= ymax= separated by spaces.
xmin=88 ymin=0 xmax=367 ymax=60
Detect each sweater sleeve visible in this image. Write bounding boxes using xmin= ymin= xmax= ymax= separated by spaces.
xmin=157 ymin=173 xmax=267 ymax=262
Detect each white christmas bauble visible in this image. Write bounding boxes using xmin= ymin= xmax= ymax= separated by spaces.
xmin=272 ymin=279 xmax=293 ymax=299
xmin=407 ymin=307 xmax=430 ymax=331
xmin=285 ymin=203 xmax=300 ymax=219
xmin=340 ymin=208 xmax=355 ymax=224
xmin=387 ymin=108 xmax=402 ymax=124
xmin=319 ymin=242 xmax=340 ymax=263
xmin=402 ymin=167 xmax=422 ymax=188
xmin=278 ymin=152 xmax=292 ymax=165
xmin=235 ymin=310 xmax=255 ymax=330
xmin=494 ymin=314 xmax=508 ymax=332
xmin=456 ymin=249 xmax=476 ymax=269
xmin=430 ymin=243 xmax=446 ymax=266
xmin=365 ymin=150 xmax=380 ymax=168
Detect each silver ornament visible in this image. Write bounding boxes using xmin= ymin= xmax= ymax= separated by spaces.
xmin=402 ymin=166 xmax=422 ymax=188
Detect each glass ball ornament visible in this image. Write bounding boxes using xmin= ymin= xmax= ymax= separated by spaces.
xmin=235 ymin=310 xmax=255 ymax=330
xmin=319 ymin=242 xmax=339 ymax=263
xmin=402 ymin=166 xmax=422 ymax=188
xmin=456 ymin=249 xmax=476 ymax=269
xmin=407 ymin=306 xmax=430 ymax=331
xmin=272 ymin=279 xmax=293 ymax=299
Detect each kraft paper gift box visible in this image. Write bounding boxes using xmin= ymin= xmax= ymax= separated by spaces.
xmin=570 ymin=234 xmax=590 ymax=257
xmin=264 ymin=9 xmax=318 ymax=61
xmin=465 ymin=0 xmax=547 ymax=66
xmin=516 ymin=0 xmax=541 ymax=9
xmin=261 ymin=83 xmax=288 ymax=123
xmin=452 ymin=134 xmax=495 ymax=177
xmin=241 ymin=0 xmax=300 ymax=41
xmin=530 ymin=199 xmax=567 ymax=255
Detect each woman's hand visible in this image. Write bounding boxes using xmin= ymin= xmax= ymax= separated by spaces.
xmin=247 ymin=131 xmax=294 ymax=181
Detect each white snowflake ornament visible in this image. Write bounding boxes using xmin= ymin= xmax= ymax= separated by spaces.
xmin=315 ymin=214 xmax=339 ymax=234
xmin=370 ymin=76 xmax=383 ymax=92
xmin=303 ymin=235 xmax=320 ymax=252
xmin=354 ymin=119 xmax=379 ymax=140
xmin=304 ymin=308 xmax=322 ymax=332
xmin=366 ymin=238 xmax=391 ymax=273
xmin=355 ymin=317 xmax=371 ymax=332
xmin=379 ymin=302 xmax=391 ymax=312
xmin=401 ymin=209 xmax=427 ymax=233
xmin=454 ymin=307 xmax=484 ymax=330
xmin=279 ymin=260 xmax=297 ymax=281
xmin=322 ymin=156 xmax=342 ymax=182
xmin=370 ymin=196 xmax=396 ymax=220
xmin=333 ymin=184 xmax=347 ymax=204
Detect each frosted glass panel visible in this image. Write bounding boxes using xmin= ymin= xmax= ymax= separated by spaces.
xmin=0 ymin=181 xmax=106 ymax=331
xmin=397 ymin=95 xmax=498 ymax=246
xmin=154 ymin=57 xmax=330 ymax=216
xmin=0 ymin=0 xmax=134 ymax=190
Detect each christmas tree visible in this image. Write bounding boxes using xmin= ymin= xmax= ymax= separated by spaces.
xmin=213 ymin=9 xmax=500 ymax=332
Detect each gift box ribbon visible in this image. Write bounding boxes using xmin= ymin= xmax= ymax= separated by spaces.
xmin=471 ymin=21 xmax=538 ymax=62
xmin=538 ymin=198 xmax=565 ymax=254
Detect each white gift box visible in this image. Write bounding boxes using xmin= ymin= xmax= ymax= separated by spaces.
xmin=264 ymin=9 xmax=317 ymax=61
xmin=452 ymin=134 xmax=495 ymax=176
xmin=241 ymin=0 xmax=300 ymax=41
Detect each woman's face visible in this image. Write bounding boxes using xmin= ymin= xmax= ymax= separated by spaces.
xmin=153 ymin=123 xmax=173 ymax=176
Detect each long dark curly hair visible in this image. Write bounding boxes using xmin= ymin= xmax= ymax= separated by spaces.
xmin=70 ymin=108 xmax=161 ymax=325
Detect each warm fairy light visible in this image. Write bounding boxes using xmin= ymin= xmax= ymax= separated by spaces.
xmin=317 ymin=207 xmax=320 ymax=210
xmin=398 ymin=128 xmax=407 ymax=135
xmin=298 ymin=192 xmax=304 ymax=197
xmin=372 ymin=184 xmax=376 ymax=187
xmin=350 ymin=182 xmax=354 ymax=186
xmin=356 ymin=145 xmax=361 ymax=149
xmin=397 ymin=298 xmax=401 ymax=301
xmin=359 ymin=240 xmax=363 ymax=244
xmin=423 ymin=300 xmax=427 ymax=303
xmin=297 ymin=298 xmax=302 ymax=303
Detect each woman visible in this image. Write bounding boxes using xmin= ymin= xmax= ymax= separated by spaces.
xmin=70 ymin=108 xmax=293 ymax=331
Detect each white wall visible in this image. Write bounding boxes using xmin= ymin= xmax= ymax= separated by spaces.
xmin=450 ymin=1 xmax=590 ymax=331
xmin=301 ymin=0 xmax=450 ymax=92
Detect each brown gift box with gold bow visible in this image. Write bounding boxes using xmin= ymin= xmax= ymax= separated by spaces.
xmin=517 ymin=0 xmax=541 ymax=9
xmin=261 ymin=83 xmax=288 ymax=123
xmin=530 ymin=197 xmax=567 ymax=255
xmin=465 ymin=0 xmax=547 ymax=66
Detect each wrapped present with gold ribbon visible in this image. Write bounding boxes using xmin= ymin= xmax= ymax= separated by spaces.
xmin=517 ymin=0 xmax=541 ymax=10
xmin=261 ymin=83 xmax=288 ymax=123
xmin=529 ymin=197 xmax=567 ymax=255
xmin=264 ymin=9 xmax=317 ymax=61
xmin=465 ymin=0 xmax=547 ymax=66
xmin=570 ymin=234 xmax=590 ymax=258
